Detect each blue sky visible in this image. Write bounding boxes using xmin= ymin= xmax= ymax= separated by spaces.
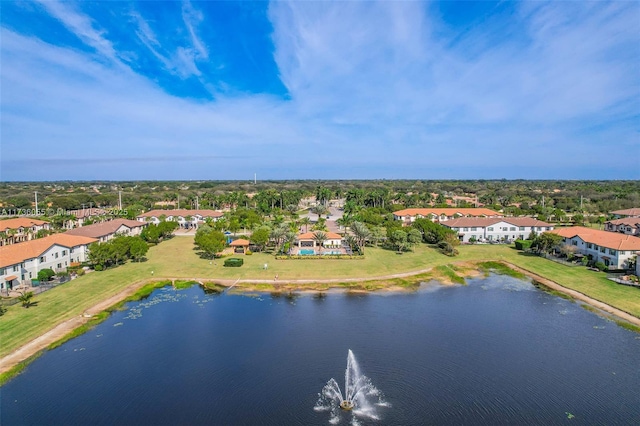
xmin=1 ymin=0 xmax=638 ymax=181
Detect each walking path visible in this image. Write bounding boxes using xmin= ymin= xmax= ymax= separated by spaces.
xmin=2 ymin=262 xmax=639 ymax=377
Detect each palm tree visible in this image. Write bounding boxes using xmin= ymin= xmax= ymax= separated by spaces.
xmin=350 ymin=221 xmax=371 ymax=254
xmin=311 ymin=205 xmax=328 ymax=221
xmin=300 ymin=217 xmax=311 ymax=232
xmin=313 ymin=231 xmax=327 ymax=254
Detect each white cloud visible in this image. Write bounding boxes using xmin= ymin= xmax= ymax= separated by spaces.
xmin=1 ymin=1 xmax=638 ymax=180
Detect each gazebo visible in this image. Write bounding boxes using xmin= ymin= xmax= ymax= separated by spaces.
xmin=230 ymin=238 xmax=250 ymax=254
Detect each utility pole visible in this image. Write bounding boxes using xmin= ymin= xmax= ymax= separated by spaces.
xmin=254 ymin=173 xmax=257 ymax=185
xmin=34 ymin=191 xmax=38 ymax=215
xmin=542 ymin=196 xmax=545 ymax=209
xmin=119 ymin=191 xmax=122 ymax=210
xmin=177 ymin=195 xmax=180 ymax=209
xmin=196 ymin=196 xmax=199 ymax=210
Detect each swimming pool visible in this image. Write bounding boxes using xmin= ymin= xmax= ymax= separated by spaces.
xmin=323 ymin=250 xmax=343 ymax=255
xmin=299 ymin=249 xmax=315 ymax=255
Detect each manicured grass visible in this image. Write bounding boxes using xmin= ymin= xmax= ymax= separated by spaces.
xmin=1 ymin=237 xmax=639 ymax=360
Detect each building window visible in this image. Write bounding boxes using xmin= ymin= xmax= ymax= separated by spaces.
xmin=40 ymin=256 xmax=46 ymax=262
xmin=70 ymin=248 xmax=74 ymax=253
xmin=519 ymin=227 xmax=525 ymax=231
xmin=600 ymin=247 xmax=606 ymax=253
xmin=488 ymin=227 xmax=494 ymax=231
xmin=471 ymin=227 xmax=477 ymax=231
xmin=57 ymin=263 xmax=62 ymax=269
xmin=510 ymin=227 xmax=516 ymax=231
xmin=55 ymin=252 xmax=59 ymax=259
xmin=587 ymin=243 xmax=592 ymax=249
xmin=0 ymin=268 xmax=4 ymax=275
xmin=13 ymin=266 xmax=18 ymax=272
xmin=620 ymin=251 xmax=626 ymax=255
xmin=609 ymin=249 xmax=616 ymax=255
xmin=572 ymin=241 xmax=578 ymax=246
xmin=463 ymin=228 xmax=468 ymax=231
xmin=62 ymin=250 xmax=67 ymax=256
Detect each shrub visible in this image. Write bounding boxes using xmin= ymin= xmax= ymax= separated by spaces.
xmin=245 ymin=250 xmax=253 ymax=255
xmin=94 ymin=264 xmax=104 ymax=271
xmin=594 ymin=261 xmax=607 ymax=272
xmin=224 ymin=258 xmax=244 ymax=267
xmin=514 ymin=240 xmax=533 ymax=251
xmin=37 ymin=268 xmax=55 ymax=281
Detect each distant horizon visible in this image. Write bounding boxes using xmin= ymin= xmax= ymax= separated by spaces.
xmin=1 ymin=1 xmax=638 ymax=180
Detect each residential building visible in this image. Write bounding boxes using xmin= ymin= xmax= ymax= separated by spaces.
xmin=137 ymin=209 xmax=224 ymax=228
xmin=610 ymin=208 xmax=640 ymax=218
xmin=604 ymin=218 xmax=640 ymax=236
xmin=393 ymin=208 xmax=502 ymax=225
xmin=64 ymin=218 xmax=147 ymax=243
xmin=442 ymin=217 xmax=553 ymax=243
xmin=295 ymin=231 xmax=343 ymax=248
xmin=65 ymin=208 xmax=109 ymax=228
xmin=0 ymin=218 xmax=51 ymax=246
xmin=0 ymin=234 xmax=97 ymax=291
xmin=549 ymin=226 xmax=640 ymax=270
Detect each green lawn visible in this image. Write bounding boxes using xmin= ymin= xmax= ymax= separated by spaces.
xmin=1 ymin=237 xmax=638 ymax=359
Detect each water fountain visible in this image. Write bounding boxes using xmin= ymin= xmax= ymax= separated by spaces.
xmin=315 ymin=350 xmax=387 ymax=424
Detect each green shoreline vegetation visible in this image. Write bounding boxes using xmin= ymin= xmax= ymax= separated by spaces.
xmin=1 ymin=237 xmax=639 ymax=385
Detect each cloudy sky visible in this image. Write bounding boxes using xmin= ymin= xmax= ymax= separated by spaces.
xmin=1 ymin=1 xmax=638 ymax=181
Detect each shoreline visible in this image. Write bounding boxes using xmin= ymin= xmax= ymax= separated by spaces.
xmin=2 ymin=262 xmax=639 ymax=380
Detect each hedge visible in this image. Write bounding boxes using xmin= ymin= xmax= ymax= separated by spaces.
xmin=224 ymin=258 xmax=244 ymax=267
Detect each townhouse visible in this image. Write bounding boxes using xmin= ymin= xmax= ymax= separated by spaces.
xmin=442 ymin=217 xmax=554 ymax=243
xmin=549 ymin=226 xmax=640 ymax=270
xmin=610 ymin=208 xmax=640 ymax=219
xmin=604 ymin=218 xmax=640 ymax=236
xmin=1 ymin=234 xmax=97 ymax=291
xmin=64 ymin=218 xmax=147 ymax=242
xmin=137 ymin=209 xmax=224 ymax=228
xmin=393 ymin=208 xmax=502 ymax=225
xmin=0 ymin=218 xmax=51 ymax=246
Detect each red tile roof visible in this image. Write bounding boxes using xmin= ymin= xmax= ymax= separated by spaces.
xmin=393 ymin=208 xmax=502 ymax=218
xmin=605 ymin=218 xmax=640 ymax=227
xmin=549 ymin=226 xmax=640 ymax=251
xmin=230 ymin=238 xmax=250 ymax=246
xmin=443 ymin=217 xmax=552 ymax=228
xmin=0 ymin=234 xmax=97 ymax=268
xmin=611 ymin=208 xmax=640 ymax=217
xmin=137 ymin=209 xmax=223 ymax=218
xmin=64 ymin=219 xmax=145 ymax=238
xmin=0 ymin=218 xmax=49 ymax=232
xmin=297 ymin=231 xmax=342 ymax=240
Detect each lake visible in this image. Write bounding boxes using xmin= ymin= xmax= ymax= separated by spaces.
xmin=2 ymin=274 xmax=639 ymax=425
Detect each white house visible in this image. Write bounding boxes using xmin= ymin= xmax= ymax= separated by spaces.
xmin=64 ymin=218 xmax=147 ymax=242
xmin=137 ymin=209 xmax=224 ymax=229
xmin=0 ymin=234 xmax=97 ymax=291
xmin=0 ymin=218 xmax=51 ymax=246
xmin=442 ymin=217 xmax=553 ymax=243
xmin=393 ymin=208 xmax=502 ymax=225
xmin=604 ymin=218 xmax=640 ymax=236
xmin=549 ymin=226 xmax=640 ymax=270
xmin=295 ymin=231 xmax=343 ymax=248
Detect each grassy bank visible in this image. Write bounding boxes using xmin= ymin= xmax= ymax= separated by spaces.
xmin=1 ymin=237 xmax=638 ymax=362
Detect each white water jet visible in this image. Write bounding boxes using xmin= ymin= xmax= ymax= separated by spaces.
xmin=315 ymin=350 xmax=387 ymax=424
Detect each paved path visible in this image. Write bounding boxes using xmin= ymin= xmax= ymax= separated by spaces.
xmin=3 ymin=261 xmax=639 ymax=376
